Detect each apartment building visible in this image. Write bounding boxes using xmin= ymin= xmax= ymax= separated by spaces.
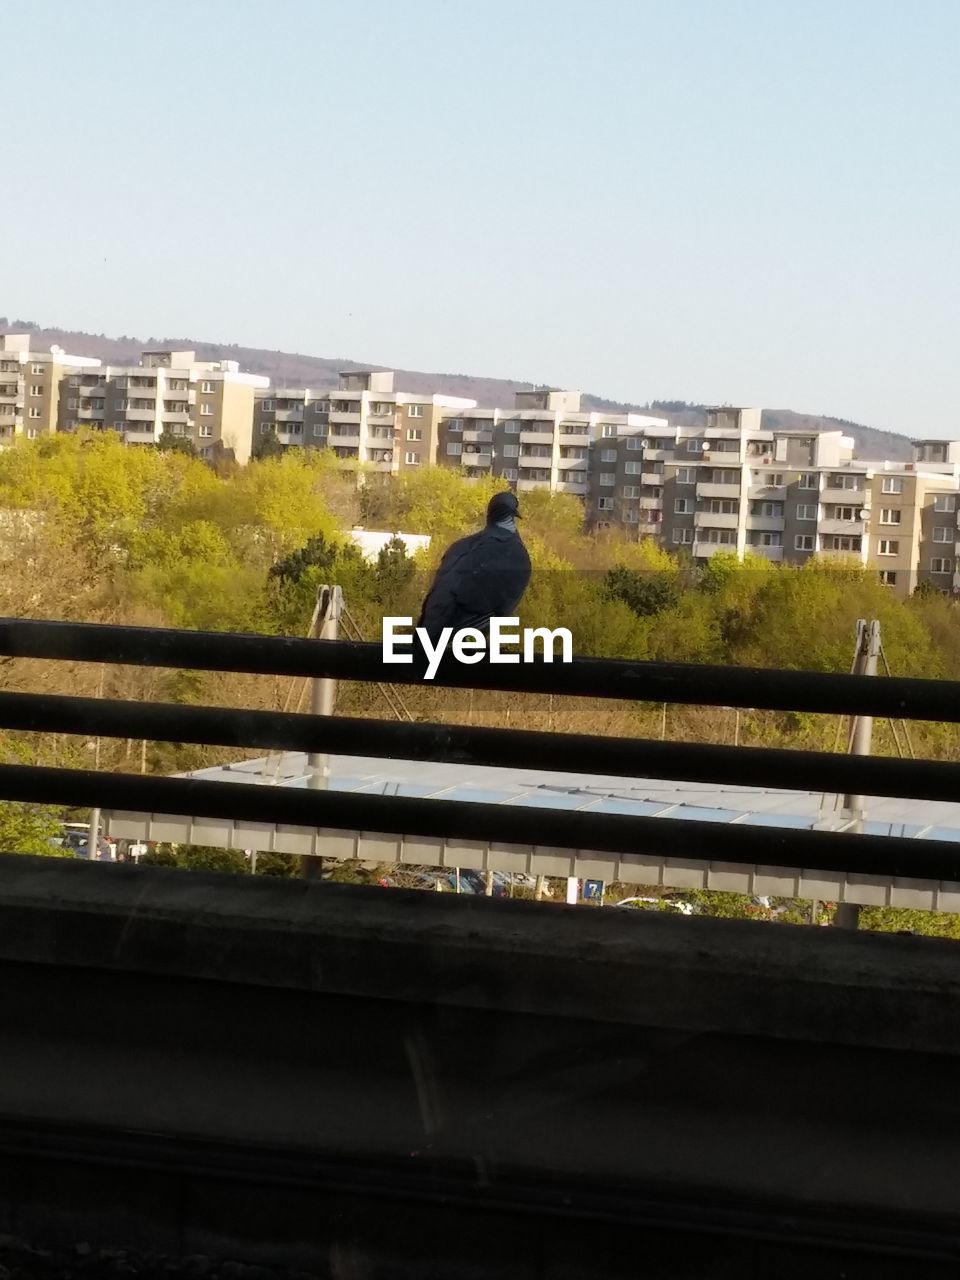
xmin=254 ymin=370 xmax=475 ymax=473
xmin=0 ymin=334 xmax=101 ymax=446
xmin=59 ymin=349 xmax=269 ymax=464
xmin=438 ymin=388 xmax=670 ymax=494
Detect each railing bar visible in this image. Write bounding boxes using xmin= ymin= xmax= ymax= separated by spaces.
xmin=2 ymin=763 xmax=960 ymax=882
xmin=2 ymin=690 xmax=960 ymax=806
xmin=3 ymin=618 xmax=960 ymax=721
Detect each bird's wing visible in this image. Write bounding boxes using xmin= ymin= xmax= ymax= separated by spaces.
xmin=421 ymin=529 xmax=532 ymax=634
xmin=417 ymin=532 xmax=483 ymax=632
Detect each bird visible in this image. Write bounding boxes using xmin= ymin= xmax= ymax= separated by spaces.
xmin=417 ymin=490 xmax=532 ymax=643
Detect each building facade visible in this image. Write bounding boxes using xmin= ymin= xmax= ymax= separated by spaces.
xmin=0 ymin=334 xmax=101 ymax=446
xmin=58 ymin=348 xmax=269 ymax=463
xmin=254 ymin=370 xmax=475 ymax=474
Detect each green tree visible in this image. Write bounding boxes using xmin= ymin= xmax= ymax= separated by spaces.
xmin=0 ymin=802 xmax=64 ymax=855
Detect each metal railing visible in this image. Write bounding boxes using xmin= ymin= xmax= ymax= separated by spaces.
xmin=3 ymin=616 xmax=960 ymax=881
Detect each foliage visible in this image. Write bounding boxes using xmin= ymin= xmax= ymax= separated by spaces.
xmin=0 ymin=802 xmax=65 ymax=856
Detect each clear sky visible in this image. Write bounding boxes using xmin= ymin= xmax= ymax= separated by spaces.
xmin=4 ymin=0 xmax=959 ymax=432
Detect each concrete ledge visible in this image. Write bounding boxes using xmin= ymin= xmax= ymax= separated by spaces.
xmin=1 ymin=854 xmax=960 ymax=1055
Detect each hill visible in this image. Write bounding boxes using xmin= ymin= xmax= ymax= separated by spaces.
xmin=0 ymin=318 xmax=912 ymax=461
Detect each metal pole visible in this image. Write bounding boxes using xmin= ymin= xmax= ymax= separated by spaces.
xmin=302 ymin=585 xmax=343 ymax=880
xmin=484 ymin=868 xmax=494 ymax=897
xmin=836 ymin=619 xmax=881 ymax=930
xmin=88 ymin=806 xmax=100 ymax=861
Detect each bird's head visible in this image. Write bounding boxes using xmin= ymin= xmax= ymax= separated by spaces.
xmin=486 ymin=490 xmax=521 ymax=526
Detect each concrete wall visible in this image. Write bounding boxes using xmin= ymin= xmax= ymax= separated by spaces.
xmin=1 ymin=852 xmax=960 ymax=1275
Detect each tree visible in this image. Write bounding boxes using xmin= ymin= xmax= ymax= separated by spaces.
xmin=156 ymin=428 xmax=198 ymax=458
xmin=0 ymin=802 xmax=64 ymax=855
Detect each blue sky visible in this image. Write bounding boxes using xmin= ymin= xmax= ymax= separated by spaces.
xmin=5 ymin=0 xmax=959 ymax=431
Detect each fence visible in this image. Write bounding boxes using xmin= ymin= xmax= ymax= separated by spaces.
xmin=2 ymin=616 xmax=960 ymax=885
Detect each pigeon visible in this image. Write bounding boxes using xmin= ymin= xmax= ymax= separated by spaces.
xmin=417 ymin=490 xmax=532 ymax=643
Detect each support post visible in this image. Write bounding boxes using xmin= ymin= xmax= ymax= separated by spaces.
xmin=835 ymin=619 xmax=881 ymax=930
xmin=301 ymin=585 xmax=343 ymax=880
xmin=88 ymin=807 xmax=101 ymax=861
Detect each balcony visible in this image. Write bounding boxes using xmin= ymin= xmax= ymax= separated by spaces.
xmin=641 ymin=447 xmax=672 ymax=461
xmin=556 ymin=480 xmax=588 ymax=495
xmin=463 ymin=429 xmax=493 ymax=445
xmin=819 ymin=518 xmax=865 ymax=536
xmin=367 ymin=409 xmax=398 ymax=424
xmin=641 ymin=471 xmax=664 ymax=486
xmin=367 ymin=459 xmax=396 ymax=473
xmin=748 ymin=484 xmax=787 ymax=500
xmin=822 ymin=486 xmax=864 ymax=504
xmin=559 ymin=431 xmax=591 ymax=447
xmin=748 ymin=544 xmax=784 ymax=562
xmin=746 ymin=515 xmax=785 ymax=532
xmin=694 ymin=511 xmax=739 ymax=530
xmin=558 ymin=453 xmax=588 ymax=467
xmin=519 ymin=430 xmax=555 ymax=446
xmin=124 ymin=408 xmax=156 ymax=424
xmin=640 ymin=496 xmax=664 ymax=511
xmin=328 ymin=432 xmax=361 ymax=448
xmin=693 ymin=541 xmax=738 ymax=558
xmin=517 ymin=478 xmax=552 ymax=492
xmin=275 ymin=409 xmax=305 ymax=423
xmin=329 ymin=410 xmax=361 ymax=425
xmin=696 ymin=482 xmax=741 ymax=500
xmin=518 ymin=454 xmax=553 ymax=468
xmin=161 ymin=411 xmax=191 ymax=425
xmin=461 ymin=452 xmax=491 ymax=468
xmin=123 ymin=429 xmax=159 ymax=445
xmin=76 ymin=406 xmax=104 ymax=418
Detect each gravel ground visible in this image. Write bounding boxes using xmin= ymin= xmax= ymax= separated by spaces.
xmin=0 ymin=1238 xmax=324 ymax=1280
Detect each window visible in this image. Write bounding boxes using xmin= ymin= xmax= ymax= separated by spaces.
xmin=260 ymin=399 xmax=274 ymax=410
xmin=501 ymin=467 xmax=518 ymax=480
xmin=798 ymin=473 xmax=819 ymax=489
xmin=934 ymin=494 xmax=956 ymax=512
xmin=827 ymin=535 xmax=861 ymax=552
xmin=28 ymin=407 xmax=41 ymax=419
xmin=754 ymin=532 xmax=782 ymax=547
xmin=879 ymin=570 xmax=897 ymax=586
xmin=931 ymin=558 xmax=951 ymax=574
xmin=69 ymin=375 xmax=80 ymax=387
xmin=30 ymin=384 xmax=43 ymax=396
xmin=408 ymin=404 xmax=425 ymax=418
xmin=933 ymin=526 xmax=953 ymax=543
xmin=676 ymin=467 xmax=695 ymax=483
xmin=599 ymin=473 xmax=616 ymax=487
xmin=446 ymin=442 xmax=462 ymax=456
xmin=200 ymin=403 xmax=213 ymax=416
xmin=752 ymin=501 xmax=784 ymax=517
xmin=685 ymin=438 xmax=703 ymax=454
xmin=503 ymin=443 xmax=519 ymax=457
xmin=404 ymin=452 xmax=420 ymax=465
xmin=880 ymin=508 xmax=901 ymax=525
xmin=831 ymin=505 xmax=857 ymax=521
xmin=67 ymin=398 xmax=79 ymax=410
xmin=598 ymin=497 xmax=614 ymax=510
xmin=765 ymin=472 xmax=784 ymax=486
xmin=672 ymin=529 xmax=694 ymax=545
xmin=601 ymin=424 xmax=615 ymax=438
xmin=623 ymin=509 xmax=639 ymax=523
xmin=705 ymin=529 xmax=736 ymax=545
xmin=504 ymin=420 xmax=520 ymax=434
xmin=674 ymin=498 xmax=693 ymax=514
xmin=626 ymin=437 xmax=644 ymax=450
xmin=260 ymin=423 xmax=273 ymax=435
xmin=407 ymin=428 xmax=423 ymax=441
xmin=881 ymin=477 xmax=903 ymax=494
xmin=198 ymin=424 xmax=212 ymax=438
xmin=708 ymin=499 xmax=737 ymax=514
xmin=622 ymin=486 xmax=641 ymax=499
xmin=600 ymin=449 xmax=617 ymax=462
xmin=795 ymin=534 xmax=815 ymax=551
xmin=796 ymin=504 xmax=817 ymax=520
xmin=30 ymin=363 xmax=44 ymax=375
xmin=200 ymin=381 xmax=214 ymax=394
xmin=878 ymin=540 xmax=899 ymax=556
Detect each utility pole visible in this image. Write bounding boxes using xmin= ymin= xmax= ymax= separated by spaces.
xmin=301 ymin=584 xmax=343 ymax=880
xmin=834 ymin=619 xmax=881 ymax=930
